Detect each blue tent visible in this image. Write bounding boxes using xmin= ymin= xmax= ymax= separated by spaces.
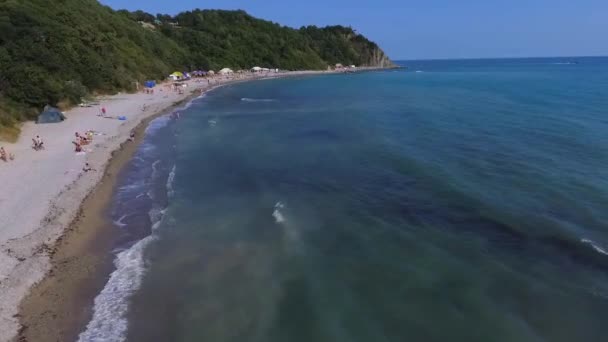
xmin=144 ymin=80 xmax=156 ymax=88
xmin=37 ymin=106 xmax=66 ymax=124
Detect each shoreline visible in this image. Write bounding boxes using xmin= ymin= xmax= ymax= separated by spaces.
xmin=3 ymin=69 xmax=381 ymax=342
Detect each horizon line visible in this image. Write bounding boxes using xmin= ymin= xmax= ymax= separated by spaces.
xmin=394 ymin=55 xmax=608 ymax=62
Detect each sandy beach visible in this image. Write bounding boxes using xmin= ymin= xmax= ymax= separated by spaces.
xmin=0 ymin=70 xmax=341 ymax=342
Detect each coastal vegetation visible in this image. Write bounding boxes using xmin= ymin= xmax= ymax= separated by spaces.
xmin=0 ymin=0 xmax=393 ymax=128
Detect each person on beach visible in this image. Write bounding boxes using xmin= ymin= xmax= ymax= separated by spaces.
xmin=0 ymin=147 xmax=7 ymax=161
xmin=82 ymin=163 xmax=95 ymax=172
xmin=76 ymin=132 xmax=89 ymax=145
xmin=32 ymin=135 xmax=44 ymax=150
xmin=73 ymin=141 xmax=82 ymax=153
xmin=128 ymin=130 xmax=136 ymax=142
xmin=101 ymin=106 xmax=107 ymax=116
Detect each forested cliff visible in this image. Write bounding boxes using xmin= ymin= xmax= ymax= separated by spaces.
xmin=0 ymin=0 xmax=394 ymax=127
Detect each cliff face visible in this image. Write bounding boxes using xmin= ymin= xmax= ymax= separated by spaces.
xmin=299 ymin=25 xmax=394 ymax=68
xmin=366 ymin=46 xmax=395 ymax=68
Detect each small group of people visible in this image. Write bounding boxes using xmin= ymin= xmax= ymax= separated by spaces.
xmin=73 ymin=131 xmax=94 ymax=153
xmin=0 ymin=146 xmax=15 ymax=162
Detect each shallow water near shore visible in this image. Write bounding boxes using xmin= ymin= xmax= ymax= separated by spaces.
xmin=85 ymin=58 xmax=608 ymax=341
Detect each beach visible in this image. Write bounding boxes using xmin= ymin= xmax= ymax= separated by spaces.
xmin=0 ymin=70 xmax=337 ymax=342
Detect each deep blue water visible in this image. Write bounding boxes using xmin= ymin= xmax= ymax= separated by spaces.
xmin=81 ymin=57 xmax=608 ymax=342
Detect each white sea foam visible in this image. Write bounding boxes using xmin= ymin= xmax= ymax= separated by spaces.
xmin=77 ymin=233 xmax=155 ymax=342
xmin=117 ymin=182 xmax=143 ymax=193
xmin=151 ymin=159 xmax=161 ymax=178
xmin=581 ymin=239 xmax=608 ymax=256
xmin=166 ymin=165 xmax=176 ymax=198
xmin=78 ymin=205 xmax=166 ymax=342
xmin=113 ymin=214 xmax=128 ymax=228
xmin=273 ymin=202 xmax=285 ymax=223
xmin=241 ymin=97 xmax=276 ymax=102
xmin=144 ymin=115 xmax=171 ymax=134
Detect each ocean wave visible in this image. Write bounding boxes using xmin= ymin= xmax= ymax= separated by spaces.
xmin=144 ymin=115 xmax=171 ymax=135
xmin=151 ymin=159 xmax=161 ymax=177
xmin=241 ymin=97 xmax=276 ymax=102
xmin=166 ymin=165 xmax=176 ymax=198
xmin=581 ymin=239 xmax=608 ymax=256
xmin=78 ymin=206 xmax=167 ymax=342
xmin=117 ymin=182 xmax=144 ymax=194
xmin=273 ymin=202 xmax=285 ymax=224
xmin=113 ymin=214 xmax=128 ymax=228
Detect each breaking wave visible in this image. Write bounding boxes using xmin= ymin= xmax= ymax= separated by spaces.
xmin=241 ymin=98 xmax=277 ymax=102
xmin=581 ymin=238 xmax=608 ymax=256
xmin=273 ymin=202 xmax=285 ymax=224
xmin=77 ymin=205 xmax=166 ymax=342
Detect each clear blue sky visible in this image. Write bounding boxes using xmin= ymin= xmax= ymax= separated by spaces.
xmin=100 ymin=0 xmax=608 ymax=60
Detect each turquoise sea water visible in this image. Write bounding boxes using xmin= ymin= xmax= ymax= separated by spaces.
xmin=80 ymin=58 xmax=608 ymax=342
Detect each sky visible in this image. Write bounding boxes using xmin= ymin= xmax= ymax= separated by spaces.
xmin=100 ymin=0 xmax=608 ymax=60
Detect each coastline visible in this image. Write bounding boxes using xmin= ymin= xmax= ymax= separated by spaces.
xmin=1 ymin=69 xmax=379 ymax=342
xmin=16 ymin=111 xmax=157 ymax=342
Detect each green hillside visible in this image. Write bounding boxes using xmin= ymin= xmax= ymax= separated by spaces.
xmin=0 ymin=0 xmax=393 ymax=128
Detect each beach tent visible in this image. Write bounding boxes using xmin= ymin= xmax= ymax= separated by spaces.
xmin=251 ymin=66 xmax=262 ymax=72
xmin=219 ymin=68 xmax=233 ymax=75
xmin=208 ymin=70 xmax=215 ymax=75
xmin=169 ymin=72 xmax=184 ymax=81
xmin=144 ymin=80 xmax=156 ymax=88
xmin=36 ymin=105 xmax=66 ymax=124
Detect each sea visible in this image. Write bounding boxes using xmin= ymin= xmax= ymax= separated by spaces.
xmin=78 ymin=57 xmax=608 ymax=342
